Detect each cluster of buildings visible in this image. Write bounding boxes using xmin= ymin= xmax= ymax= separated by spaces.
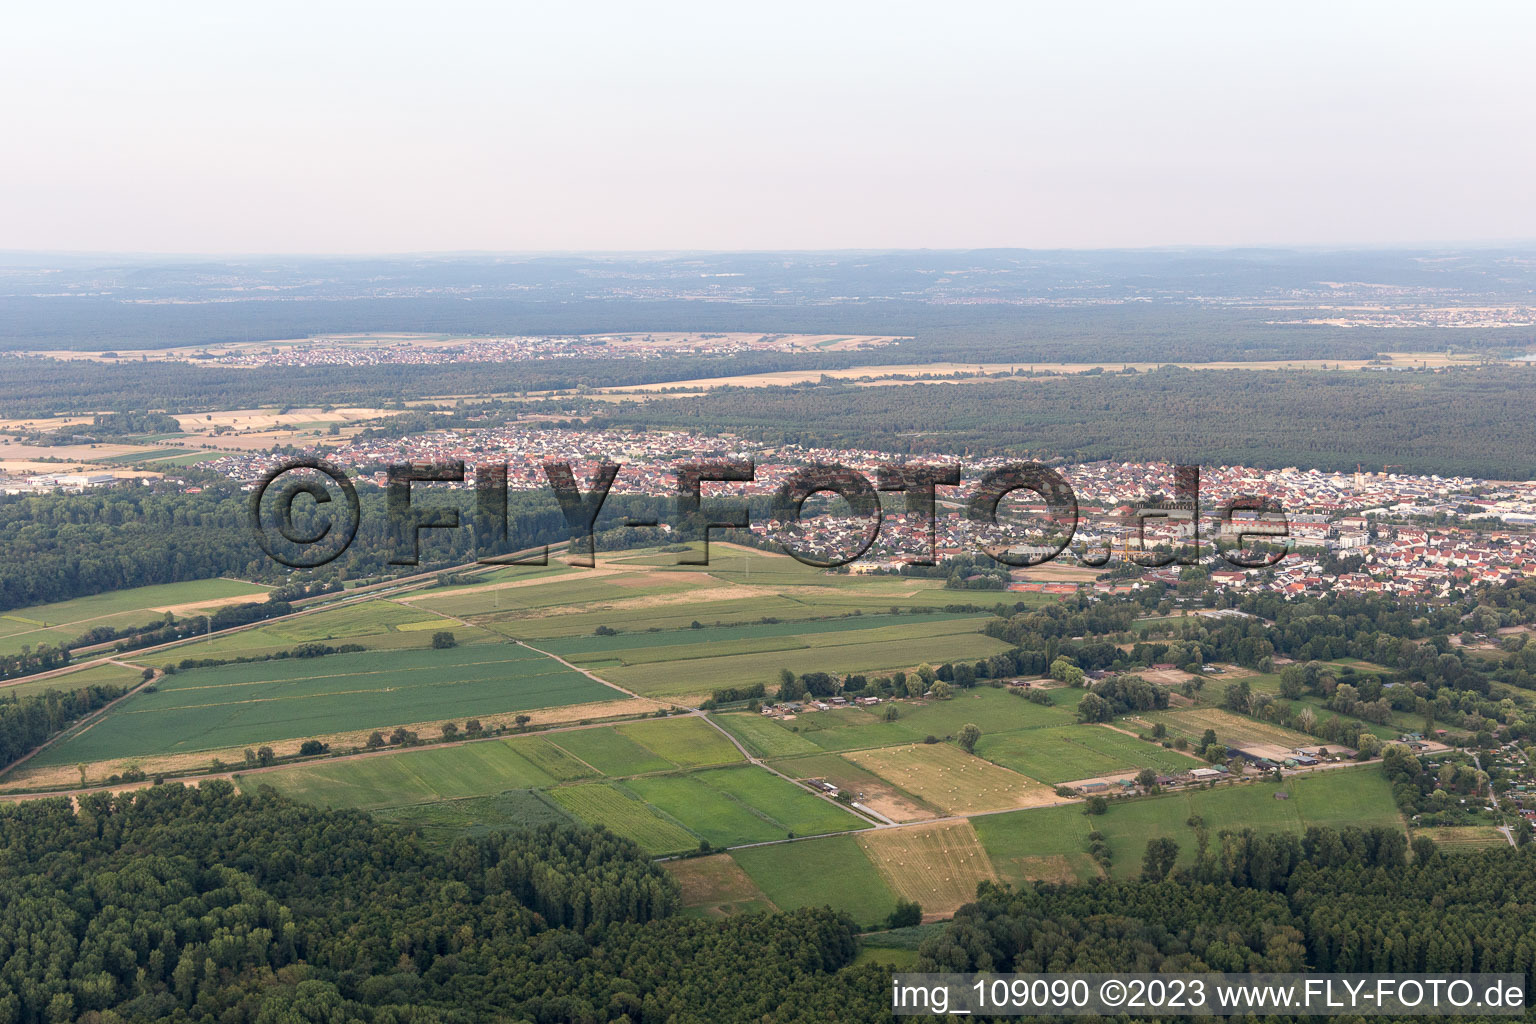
xmin=0 ymin=470 xmax=122 ymax=494
xmin=210 ymin=337 xmax=664 ymax=367
xmin=203 ymin=423 xmax=1536 ymax=599
xmin=207 ymin=333 xmax=882 ymax=368
xmin=759 ymin=695 xmax=887 ymax=717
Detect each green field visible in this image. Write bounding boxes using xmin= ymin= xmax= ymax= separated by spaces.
xmin=139 ymin=600 xmax=491 ymax=666
xmin=619 ymin=544 xmax=839 ymax=588
xmin=731 ymin=834 xmax=898 ymax=927
xmin=245 ymin=715 xmax=736 ymax=814
xmin=474 ymin=584 xmax=972 ymax=641
xmin=247 ymin=738 xmax=564 ymax=809
xmin=509 ymin=736 xmax=598 ymax=781
xmin=93 ymin=447 xmax=200 ymax=463
xmin=140 ymin=452 xmax=224 ymax=467
xmin=971 ymin=803 xmax=1106 ymax=884
xmin=31 ymin=644 xmax=625 ymax=765
xmin=614 ymin=717 xmax=743 ymax=768
xmin=548 ymin=782 xmax=700 ymax=853
xmin=898 ymin=688 xmax=1074 ymax=736
xmin=536 ymin=612 xmax=980 ymax=663
xmin=1090 ymin=767 xmax=1402 ymax=876
xmin=624 ymin=765 xmax=867 ymax=847
xmin=1421 ymin=826 xmax=1510 ymax=851
xmin=482 ymin=595 xmax=812 ymax=640
xmin=415 ymin=573 xmax=696 ymax=618
xmin=0 ymin=660 xmax=144 ymax=699
xmin=371 ymin=790 xmax=573 ymax=840
xmin=737 ymin=689 xmax=1076 ymax=756
xmin=973 ymin=766 xmax=1402 ymax=882
xmin=0 ymin=578 xmax=270 ymax=657
xmin=600 ymin=618 xmax=1009 ymax=697
xmin=712 ymin=712 xmax=825 ymax=758
xmin=974 ymin=725 xmax=1203 ymax=784
xmin=1134 ymin=707 xmax=1316 ymax=751
xmin=549 ymin=727 xmax=677 ymax=776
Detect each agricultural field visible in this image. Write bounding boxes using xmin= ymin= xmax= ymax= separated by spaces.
xmin=241 ymin=736 xmax=571 ymax=809
xmin=599 ymin=619 xmax=1009 ymax=697
xmin=1132 ymin=707 xmax=1316 ymax=751
xmin=0 ymin=659 xmax=144 ymax=699
xmin=1421 ymin=826 xmax=1511 ymax=851
xmin=897 ymin=688 xmax=1075 ymax=736
xmin=486 ymin=594 xmax=820 ymax=641
xmin=614 ymin=716 xmax=743 ymax=768
xmin=29 ymin=643 xmax=624 ymax=767
xmin=663 ymin=854 xmax=779 ymax=919
xmin=719 ymin=688 xmax=1072 ymax=758
xmin=623 ymin=543 xmax=841 ymax=588
xmin=623 ymin=765 xmax=868 ymax=847
xmin=850 ymin=924 xmax=941 ymax=969
xmin=973 ymin=766 xmax=1403 ymax=882
xmin=239 ymin=713 xmax=855 ymax=851
xmin=972 ymin=804 xmax=1103 ymax=885
xmin=466 ymin=577 xmax=973 ymax=643
xmin=505 ymin=736 xmax=598 ymax=781
xmin=730 ymin=833 xmax=899 ymax=927
xmin=138 ymin=451 xmax=223 ymax=467
xmin=0 ymin=578 xmax=270 ymax=657
xmin=370 ymin=790 xmax=573 ymax=841
xmin=768 ymin=752 xmax=941 ymax=823
xmin=845 ymin=743 xmax=1064 ymax=815
xmin=974 ymin=724 xmax=1202 ymax=784
xmin=857 ymin=820 xmax=998 ymax=919
xmin=410 ymin=570 xmax=697 ymax=619
xmin=711 ymin=712 xmax=825 ymax=759
xmin=94 ymin=447 xmax=200 ymax=464
xmin=548 ymin=727 xmax=677 ymax=776
xmin=534 ymin=611 xmax=980 ymax=666
xmin=1087 ymin=767 xmax=1403 ymax=877
xmin=763 ymin=706 xmax=913 ymax=753
xmin=138 ymin=599 xmax=492 ymax=666
xmin=408 ymin=563 xmax=574 ymax=598
xmin=547 ymin=782 xmax=699 ymax=853
xmin=532 ymin=717 xmax=742 ymax=776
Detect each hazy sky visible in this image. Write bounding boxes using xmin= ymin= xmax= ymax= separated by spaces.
xmin=3 ymin=1 xmax=1534 ymax=253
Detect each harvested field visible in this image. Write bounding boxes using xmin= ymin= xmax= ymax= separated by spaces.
xmin=858 ymin=820 xmax=998 ymax=920
xmin=846 ymin=743 xmax=1065 ymax=815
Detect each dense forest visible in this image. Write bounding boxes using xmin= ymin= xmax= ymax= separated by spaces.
xmin=4 ymin=249 xmax=1536 ymax=354
xmin=0 ymin=481 xmax=683 ymax=615
xmin=4 ymin=784 xmax=1536 ymax=1022
xmin=2 ymin=295 xmax=1533 ymax=417
xmin=0 ymin=784 xmax=885 ymax=1024
xmin=919 ymin=825 xmax=1536 ymax=983
xmin=591 ymin=366 xmax=1536 ymax=477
